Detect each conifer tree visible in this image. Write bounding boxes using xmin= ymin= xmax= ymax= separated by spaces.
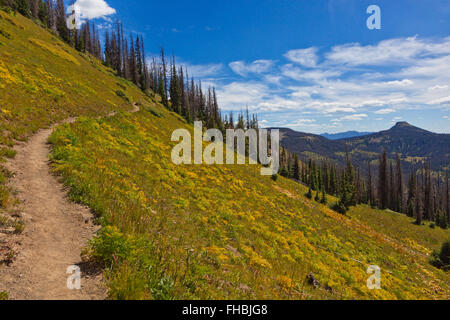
xmin=378 ymin=150 xmax=389 ymax=209
xmin=320 ymin=186 xmax=327 ymax=204
xmin=415 ymin=177 xmax=423 ymax=225
xmin=293 ymin=154 xmax=300 ymax=180
xmin=367 ymin=162 xmax=374 ymax=206
xmin=396 ymin=154 xmax=404 ymax=213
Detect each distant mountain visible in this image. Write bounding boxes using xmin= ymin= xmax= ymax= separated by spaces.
xmin=275 ymin=127 xmax=345 ymax=162
xmin=276 ymin=122 xmax=450 ymax=174
xmin=320 ymin=131 xmax=374 ymax=140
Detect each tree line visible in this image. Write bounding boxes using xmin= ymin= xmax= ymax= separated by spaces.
xmin=278 ymin=147 xmax=449 ymax=229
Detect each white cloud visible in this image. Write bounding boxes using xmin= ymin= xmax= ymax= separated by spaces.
xmin=374 ymin=108 xmax=396 ymax=114
xmin=216 ymin=82 xmax=269 ymax=110
xmin=281 ymin=64 xmax=341 ymax=81
xmin=285 ymin=119 xmax=317 ymax=127
xmin=391 ymin=116 xmax=403 ymax=122
xmin=229 ymin=60 xmax=274 ymax=77
xmin=326 ymin=36 xmax=450 ymax=66
xmin=182 ymin=63 xmax=224 ymax=78
xmin=383 ymin=79 xmax=413 ymax=86
xmin=71 ymin=0 xmax=116 ymax=24
xmin=429 ymin=85 xmax=449 ymax=91
xmin=284 ymin=47 xmax=319 ymax=67
xmin=428 ymin=96 xmax=450 ymax=105
xmin=334 ymin=114 xmax=368 ymax=121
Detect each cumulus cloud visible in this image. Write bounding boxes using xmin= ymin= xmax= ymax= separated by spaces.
xmin=325 ymin=36 xmax=450 ymax=66
xmin=429 ymin=85 xmax=449 ymax=91
xmin=281 ymin=64 xmax=341 ymax=81
xmin=216 ymin=82 xmax=270 ymax=110
xmin=285 ymin=119 xmax=318 ymax=128
xmin=374 ymin=108 xmax=396 ymax=114
xmin=337 ymin=114 xmax=369 ymax=121
xmin=428 ymin=96 xmax=450 ymax=105
xmin=383 ymin=79 xmax=413 ymax=86
xmin=284 ymin=47 xmax=319 ymax=67
xmin=229 ymin=60 xmax=274 ymax=77
xmin=180 ymin=62 xmax=224 ymax=78
xmin=71 ymin=0 xmax=116 ymax=24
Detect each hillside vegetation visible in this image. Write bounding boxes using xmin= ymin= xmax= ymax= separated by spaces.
xmin=49 ymin=106 xmax=449 ymax=299
xmin=0 ymin=10 xmax=150 ymax=208
xmin=0 ymin=11 xmax=449 ymax=300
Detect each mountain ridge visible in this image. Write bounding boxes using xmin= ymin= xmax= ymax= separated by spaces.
xmin=320 ymin=131 xmax=375 ymax=140
xmin=275 ymin=122 xmax=450 ymax=174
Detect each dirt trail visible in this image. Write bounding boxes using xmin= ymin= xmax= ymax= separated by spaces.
xmin=0 ymin=104 xmax=140 ymax=300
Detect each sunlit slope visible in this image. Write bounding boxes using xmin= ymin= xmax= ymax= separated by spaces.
xmin=49 ymin=104 xmax=449 ymax=300
xmin=0 ymin=11 xmax=151 ymax=208
xmin=0 ymin=11 xmax=148 ymax=147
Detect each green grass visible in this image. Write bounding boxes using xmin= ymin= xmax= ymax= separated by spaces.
xmin=49 ymin=106 xmax=450 ymax=300
xmin=0 ymin=291 xmax=8 ymax=300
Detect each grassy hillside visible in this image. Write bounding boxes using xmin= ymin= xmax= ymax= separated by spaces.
xmin=1 ymin=10 xmax=449 ymax=300
xmin=48 ymin=106 xmax=449 ymax=300
xmin=0 ymin=10 xmax=151 ymax=207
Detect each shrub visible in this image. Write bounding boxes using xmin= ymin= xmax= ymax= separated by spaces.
xmin=305 ymin=187 xmax=312 ymax=199
xmin=320 ymin=190 xmax=327 ymax=205
xmin=436 ymin=209 xmax=448 ymax=230
xmin=0 ymin=147 xmax=16 ymax=158
xmin=115 ymin=90 xmax=130 ymax=102
xmin=430 ymin=240 xmax=450 ymax=271
xmin=332 ymin=201 xmax=347 ymax=215
xmin=0 ymin=291 xmax=8 ymax=300
xmin=314 ymin=190 xmax=320 ymax=202
xmin=88 ymin=226 xmax=134 ymax=268
xmin=0 ymin=28 xmax=11 ymax=39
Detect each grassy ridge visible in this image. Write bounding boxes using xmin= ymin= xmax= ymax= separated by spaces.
xmin=0 ymin=10 xmax=150 ymax=208
xmin=49 ymin=105 xmax=449 ymax=300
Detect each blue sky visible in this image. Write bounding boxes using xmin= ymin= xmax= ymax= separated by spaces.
xmin=70 ymin=0 xmax=450 ymax=134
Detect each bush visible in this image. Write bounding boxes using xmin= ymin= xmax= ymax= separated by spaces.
xmin=305 ymin=187 xmax=312 ymax=199
xmin=0 ymin=291 xmax=8 ymax=300
xmin=115 ymin=90 xmax=130 ymax=102
xmin=0 ymin=28 xmax=12 ymax=39
xmin=88 ymin=226 xmax=134 ymax=268
xmin=314 ymin=190 xmax=320 ymax=202
xmin=430 ymin=240 xmax=450 ymax=271
xmin=331 ymin=201 xmax=347 ymax=215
